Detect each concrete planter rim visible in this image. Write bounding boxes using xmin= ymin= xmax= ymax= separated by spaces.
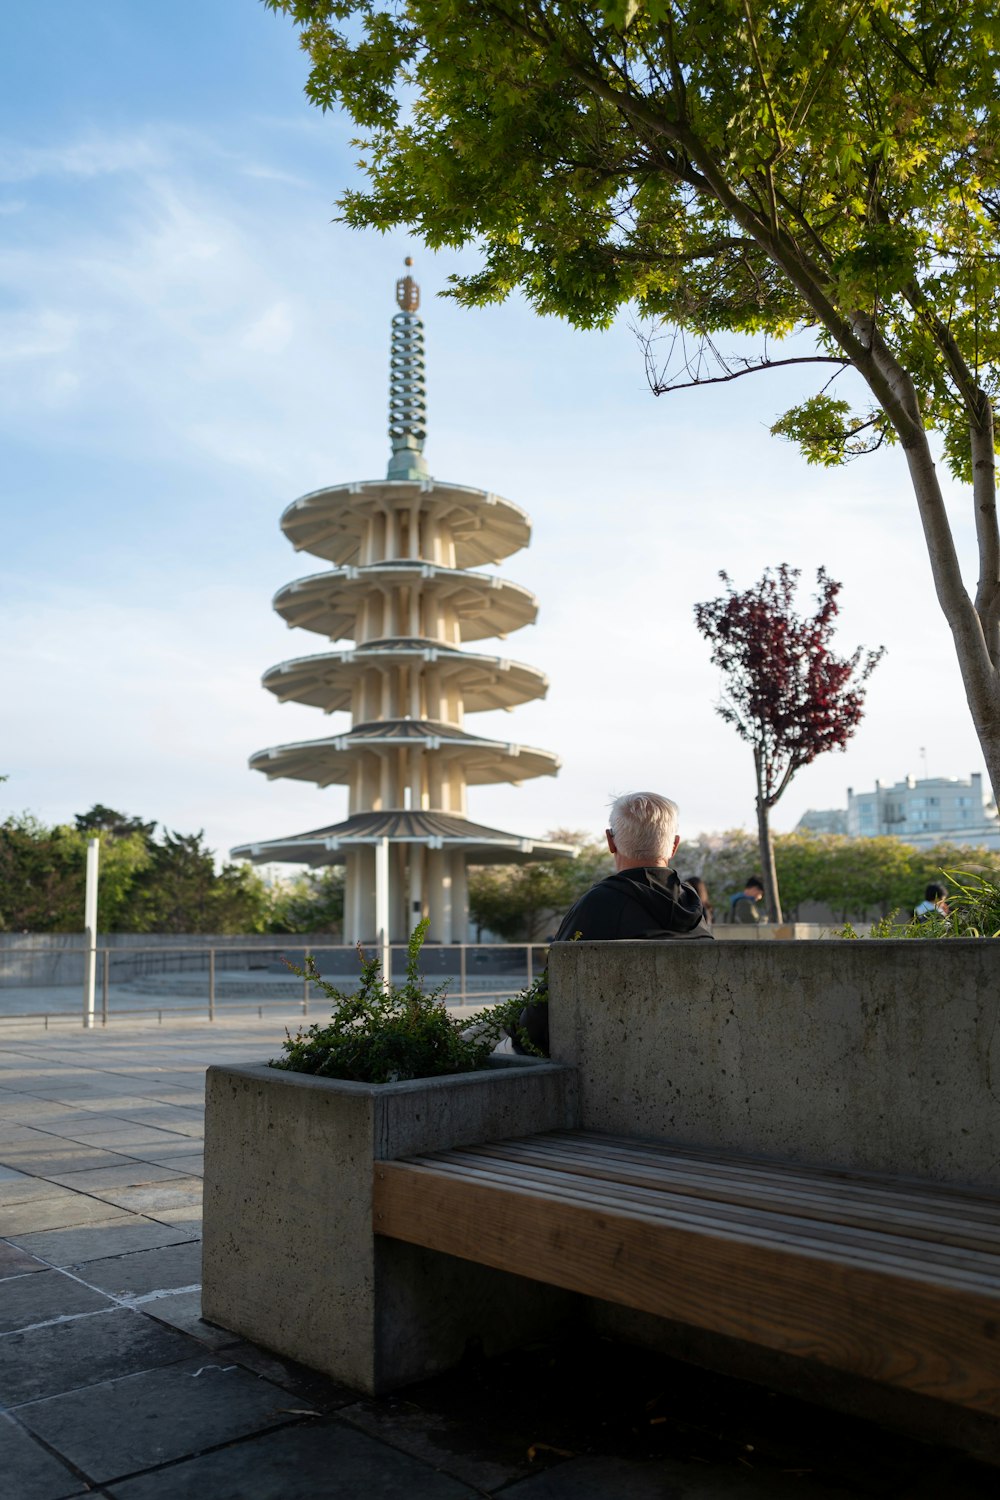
xmin=215 ymin=1052 xmax=565 ymax=1100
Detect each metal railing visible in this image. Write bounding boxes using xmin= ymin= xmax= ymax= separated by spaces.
xmin=0 ymin=940 xmax=549 ymax=1029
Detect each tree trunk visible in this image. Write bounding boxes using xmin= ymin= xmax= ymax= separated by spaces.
xmin=897 ymin=423 xmax=1000 ymax=809
xmin=754 ymin=752 xmax=783 ymax=923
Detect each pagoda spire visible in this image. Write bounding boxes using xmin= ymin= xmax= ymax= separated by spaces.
xmin=387 ymin=258 xmax=429 ymax=482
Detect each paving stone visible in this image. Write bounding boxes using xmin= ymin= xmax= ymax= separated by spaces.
xmin=57 ymin=1125 xmax=192 ymax=1150
xmin=2 ymin=1193 xmax=142 ymax=1237
xmin=0 ymin=1268 xmax=113 ymax=1333
xmin=498 ymin=1453 xmax=857 ymax=1498
xmin=0 ymin=1126 xmax=45 ymax=1149
xmin=0 ymin=1241 xmax=48 ymax=1279
xmin=340 ymin=1394 xmax=533 ymax=1491
xmin=0 ymin=1412 xmax=90 ymax=1500
xmin=142 ymin=1289 xmax=240 ymax=1349
xmin=103 ymin=1416 xmax=478 ymax=1499
xmin=0 ymin=1161 xmax=40 ymax=1179
xmin=12 ymin=1217 xmax=197 ymax=1266
xmin=154 ymin=1155 xmax=203 ymax=1177
xmin=213 ymin=1340 xmax=355 ymax=1413
xmin=76 ymin=1240 xmax=202 ymax=1298
xmin=87 ymin=1182 xmax=202 ymax=1216
xmin=0 ymin=1098 xmax=80 ymax=1123
xmin=117 ymin=1140 xmax=205 ymax=1164
xmin=42 ymin=1163 xmax=186 ymax=1192
xmin=0 ymin=1305 xmax=197 ymax=1405
xmin=146 ymin=1214 xmax=202 ymax=1234
xmin=2 ymin=1145 xmax=137 ymax=1176
xmin=0 ymin=1175 xmax=80 ymax=1207
xmin=16 ymin=1355 xmax=301 ymax=1484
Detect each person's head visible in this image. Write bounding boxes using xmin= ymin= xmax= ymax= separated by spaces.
xmin=606 ymin=791 xmax=679 ymax=869
xmin=924 ymin=881 xmax=947 ymax=904
xmin=687 ymin=874 xmax=709 ymax=903
xmin=744 ymin=876 xmax=765 ymax=900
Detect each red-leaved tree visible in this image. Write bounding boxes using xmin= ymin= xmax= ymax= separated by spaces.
xmin=694 ymin=567 xmax=884 ymax=923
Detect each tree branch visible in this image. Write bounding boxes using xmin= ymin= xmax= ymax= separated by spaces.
xmin=645 ymin=349 xmax=848 ymax=396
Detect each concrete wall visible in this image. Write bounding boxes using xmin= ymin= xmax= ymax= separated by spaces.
xmin=547 ymin=939 xmax=1000 ymax=1189
xmin=202 ymin=1057 xmax=579 ymax=1394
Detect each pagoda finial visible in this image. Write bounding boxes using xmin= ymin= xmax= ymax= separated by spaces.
xmin=387 ymin=259 xmax=429 ymax=482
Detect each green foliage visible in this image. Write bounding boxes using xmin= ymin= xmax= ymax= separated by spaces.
xmin=267 ymin=0 xmax=1000 ymax=479
xmin=123 ymin=831 xmax=271 ymax=934
xmin=839 ymin=869 xmax=1000 ymax=938
xmin=0 ymin=815 xmax=153 ymax=932
xmin=468 ymin=831 xmax=612 ymax=940
xmin=683 ymin=829 xmax=1000 ymax=922
xmin=262 ymin=867 xmax=345 ymax=934
xmin=272 ymin=919 xmax=544 ymax=1082
xmin=0 ymin=805 xmax=270 ymax=935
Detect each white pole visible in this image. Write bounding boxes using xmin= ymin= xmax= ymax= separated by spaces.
xmin=375 ymin=836 xmax=391 ymax=988
xmin=83 ymin=838 xmax=99 ymax=1029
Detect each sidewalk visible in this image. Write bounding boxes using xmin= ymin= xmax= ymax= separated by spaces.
xmin=0 ymin=1017 xmax=994 ymax=1498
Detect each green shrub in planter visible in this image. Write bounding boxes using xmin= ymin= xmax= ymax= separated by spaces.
xmin=271 ymin=919 xmax=546 ymax=1083
xmin=838 ymin=869 xmax=1000 ymax=939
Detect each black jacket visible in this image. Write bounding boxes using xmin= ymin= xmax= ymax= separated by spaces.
xmin=553 ymin=866 xmax=714 ymax=943
xmin=516 ymin=868 xmax=712 ymax=1055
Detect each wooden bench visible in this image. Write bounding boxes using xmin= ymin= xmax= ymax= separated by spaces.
xmin=373 ymin=1128 xmax=1000 ymax=1418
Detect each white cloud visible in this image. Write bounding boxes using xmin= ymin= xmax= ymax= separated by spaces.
xmin=0 ymin=135 xmax=163 ymax=183
xmin=240 ymin=301 xmax=294 ymax=353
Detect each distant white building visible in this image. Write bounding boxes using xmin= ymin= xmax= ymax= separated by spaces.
xmin=796 ymin=772 xmax=1000 ymax=850
xmin=797 ymin=780 xmax=1000 ymax=852
xmin=849 ymin=773 xmax=999 ymax=849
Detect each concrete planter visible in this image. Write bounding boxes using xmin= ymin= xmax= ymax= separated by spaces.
xmin=202 ymin=1055 xmax=578 ymax=1393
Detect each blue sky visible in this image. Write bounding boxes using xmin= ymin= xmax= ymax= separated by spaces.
xmin=1 ymin=0 xmax=992 ymax=866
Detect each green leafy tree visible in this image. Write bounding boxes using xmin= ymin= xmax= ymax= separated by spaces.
xmin=74 ymin=805 xmax=157 ymax=841
xmin=265 ymin=867 xmax=346 ymax=934
xmin=126 ymin=831 xmax=270 ymax=934
xmin=269 ymin=0 xmax=1000 ymax=809
xmin=468 ymin=830 xmax=612 ymax=941
xmin=679 ymin=829 xmax=758 ymax=920
xmin=0 ymin=816 xmax=152 ymax=932
xmin=685 ymin=827 xmax=1000 ymax=923
xmin=0 ymin=810 xmax=270 ymax=935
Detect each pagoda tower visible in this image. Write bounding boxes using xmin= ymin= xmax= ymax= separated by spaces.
xmin=233 ymin=264 xmax=573 ymax=942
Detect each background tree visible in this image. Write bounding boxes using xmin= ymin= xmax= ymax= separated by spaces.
xmin=468 ymin=831 xmax=612 ymax=941
xmin=694 ymin=566 xmax=883 ymax=920
xmin=268 ymin=0 xmax=1000 ymax=808
xmin=682 ymin=827 xmax=1000 ymax=923
xmin=677 ymin=829 xmax=758 ymax=918
xmin=265 ymin=867 xmax=345 ymax=934
xmin=0 ymin=806 xmax=271 ymax=935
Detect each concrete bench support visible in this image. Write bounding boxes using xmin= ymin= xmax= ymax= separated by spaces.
xmin=202 ymin=1057 xmax=578 ymax=1393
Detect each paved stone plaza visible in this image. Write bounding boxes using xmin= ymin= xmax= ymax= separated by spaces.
xmin=0 ymin=1017 xmax=995 ymax=1498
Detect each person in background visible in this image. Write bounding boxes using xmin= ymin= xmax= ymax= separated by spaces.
xmin=914 ymin=881 xmax=949 ymax=921
xmin=729 ymin=876 xmax=765 ymax=923
xmin=685 ymin=875 xmax=714 ymax=926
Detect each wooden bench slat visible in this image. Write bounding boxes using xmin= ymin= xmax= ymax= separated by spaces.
xmin=394 ymin=1152 xmax=1000 ymax=1290
xmin=455 ymin=1137 xmax=1000 ymax=1253
xmin=505 ymin=1134 xmax=1000 ymax=1227
xmin=373 ymin=1159 xmax=1000 ymax=1418
xmin=551 ymin=1131 xmax=1000 ymax=1215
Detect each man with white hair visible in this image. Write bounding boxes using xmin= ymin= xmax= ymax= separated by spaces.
xmin=552 ymin=791 xmax=713 ymax=942
xmin=514 ymin=792 xmax=712 ymax=1053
